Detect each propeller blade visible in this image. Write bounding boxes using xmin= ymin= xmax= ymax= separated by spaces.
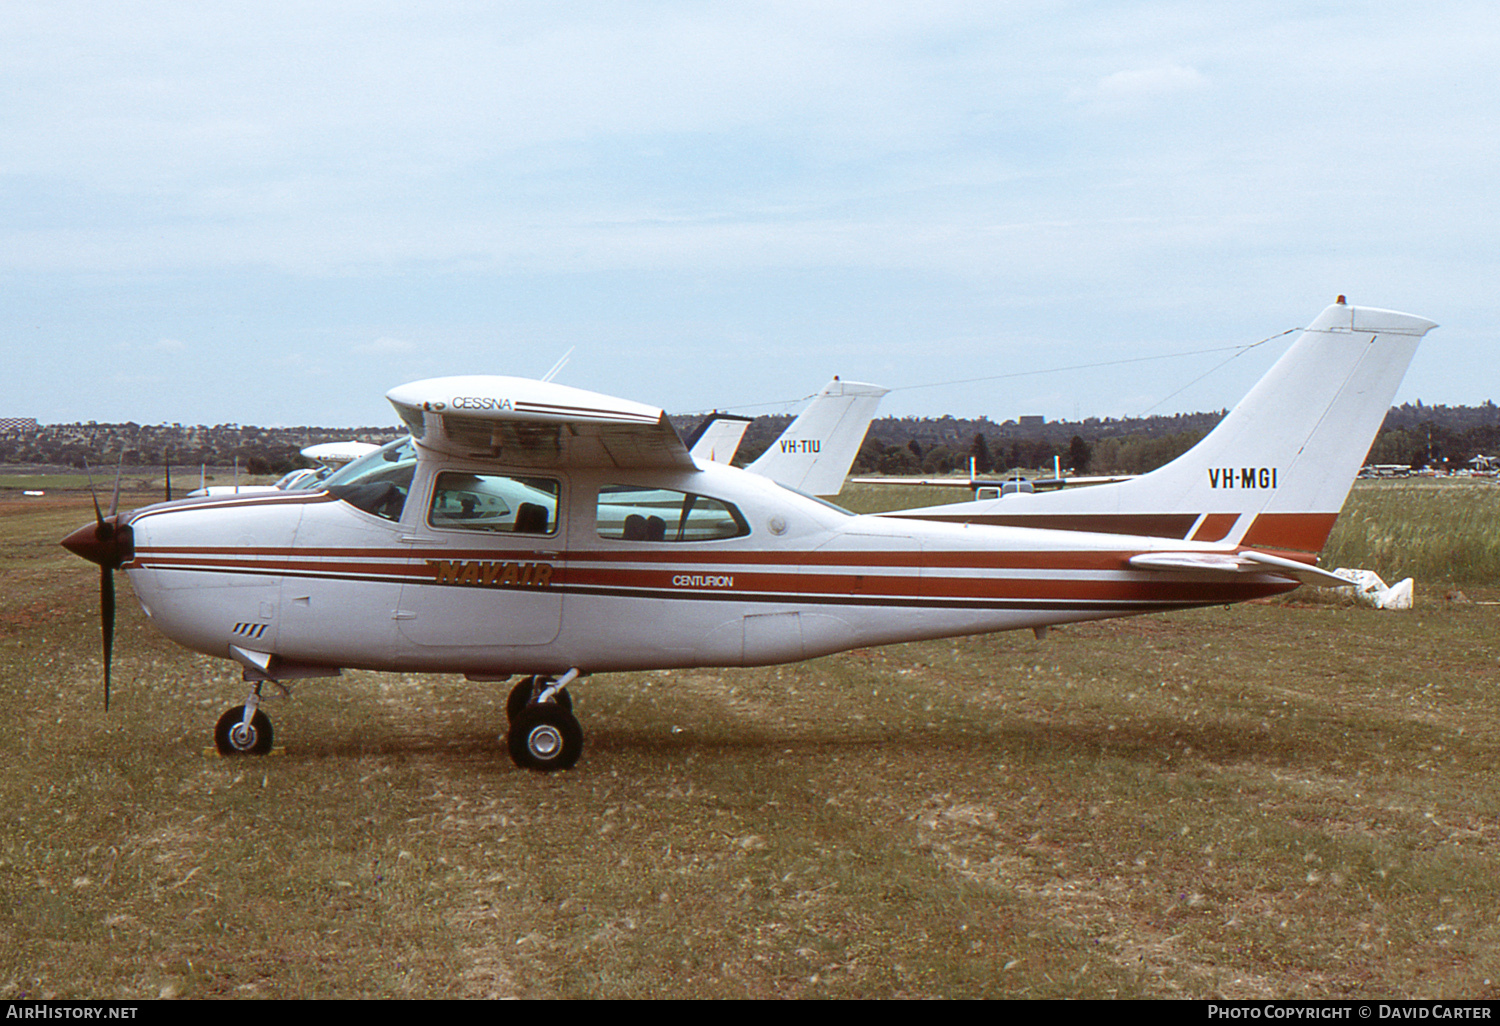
xmin=100 ymin=565 xmax=115 ymax=712
xmin=61 ymin=469 xmax=134 ymax=713
xmin=164 ymin=449 xmax=172 ymax=502
xmin=108 ymin=452 xmax=124 ymax=518
xmin=84 ymin=460 xmax=104 ymax=525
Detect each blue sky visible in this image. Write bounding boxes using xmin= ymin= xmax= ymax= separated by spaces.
xmin=4 ymin=1 xmax=1496 ymax=428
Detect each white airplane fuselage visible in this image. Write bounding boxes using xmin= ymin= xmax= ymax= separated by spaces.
xmin=121 ymin=454 xmax=1297 ymax=680
xmin=62 ymin=300 xmax=1435 ymax=769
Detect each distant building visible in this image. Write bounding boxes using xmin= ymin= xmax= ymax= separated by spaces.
xmin=0 ymin=417 xmax=38 ymax=433
xmin=1017 ymin=415 xmax=1045 ymax=428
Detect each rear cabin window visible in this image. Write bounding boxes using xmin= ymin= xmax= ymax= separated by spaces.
xmin=429 ymin=472 xmax=560 ymax=535
xmin=597 ymin=485 xmax=749 ymax=542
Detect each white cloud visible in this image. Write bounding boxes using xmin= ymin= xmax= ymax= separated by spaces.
xmin=1094 ymin=64 xmax=1206 ymax=100
xmin=352 ymin=336 xmax=416 ymax=356
xmin=3 ymin=2 xmax=1498 ymax=425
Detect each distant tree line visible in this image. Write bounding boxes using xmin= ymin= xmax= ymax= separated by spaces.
xmin=0 ymin=422 xmax=402 ymax=475
xmin=6 ymin=400 xmax=1499 ymax=478
xmin=1351 ymin=400 xmax=1500 ymax=471
xmin=683 ymin=401 xmax=1500 ymax=478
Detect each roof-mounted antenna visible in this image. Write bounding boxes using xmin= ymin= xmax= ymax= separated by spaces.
xmin=541 ymin=347 xmax=575 ymax=383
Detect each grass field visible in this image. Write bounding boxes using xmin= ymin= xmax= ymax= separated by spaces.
xmin=1321 ymin=479 xmax=1500 ymax=587
xmin=3 ymin=492 xmax=1499 ymax=998
xmin=0 ymin=469 xmax=278 ymax=497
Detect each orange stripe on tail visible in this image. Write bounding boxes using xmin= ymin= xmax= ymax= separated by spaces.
xmin=1237 ymin=513 xmax=1340 ymax=553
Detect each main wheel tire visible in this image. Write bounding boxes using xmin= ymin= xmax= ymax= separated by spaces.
xmin=506 ymin=676 xmax=572 ymax=721
xmin=214 ymin=705 xmax=274 ymax=756
xmin=506 ymin=677 xmax=537 ymax=721
xmin=507 ymin=704 xmax=583 ymax=771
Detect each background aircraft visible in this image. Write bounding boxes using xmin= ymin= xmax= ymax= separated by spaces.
xmin=742 ymin=378 xmax=888 ymax=496
xmin=685 ymin=412 xmax=753 ymax=465
xmin=852 ymin=456 xmax=1135 ymax=500
xmin=188 ymin=441 xmax=381 ymax=497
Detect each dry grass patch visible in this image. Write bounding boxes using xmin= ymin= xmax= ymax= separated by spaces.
xmin=6 ymin=497 xmax=1500 ymax=998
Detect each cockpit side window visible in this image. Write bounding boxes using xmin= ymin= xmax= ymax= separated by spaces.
xmin=429 ymin=472 xmax=560 ymax=535
xmin=597 ymin=485 xmax=749 ymax=542
xmin=324 ymin=437 xmax=417 ymax=522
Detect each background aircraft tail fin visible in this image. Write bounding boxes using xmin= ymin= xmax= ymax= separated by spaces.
xmin=686 ymin=412 xmax=754 ymax=464
xmin=746 ymin=378 xmax=889 ymax=496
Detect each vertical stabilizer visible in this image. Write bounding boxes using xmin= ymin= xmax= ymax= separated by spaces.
xmin=746 ymin=378 xmax=889 ymax=496
xmin=686 ymin=412 xmax=754 ymax=464
xmin=886 ymin=301 xmax=1436 ymax=552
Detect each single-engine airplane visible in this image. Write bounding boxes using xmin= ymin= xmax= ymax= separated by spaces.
xmin=62 ymin=299 xmax=1434 ymax=771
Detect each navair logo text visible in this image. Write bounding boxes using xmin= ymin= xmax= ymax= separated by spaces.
xmin=451 ymin=396 xmax=514 ymax=411
xmin=427 ymin=560 xmax=554 ymax=587
xmin=778 ymin=439 xmax=820 ymax=454
xmin=1207 ymin=467 xmax=1278 ymax=489
xmin=672 ymin=574 xmax=734 ymax=588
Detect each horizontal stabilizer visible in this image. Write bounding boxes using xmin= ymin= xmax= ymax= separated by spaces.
xmin=1129 ymin=549 xmax=1348 ymax=587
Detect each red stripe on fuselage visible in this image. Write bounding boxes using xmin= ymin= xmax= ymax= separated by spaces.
xmin=129 ymin=543 xmax=1300 ymax=608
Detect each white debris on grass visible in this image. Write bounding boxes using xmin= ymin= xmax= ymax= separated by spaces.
xmin=1332 ymin=568 xmax=1414 ymax=610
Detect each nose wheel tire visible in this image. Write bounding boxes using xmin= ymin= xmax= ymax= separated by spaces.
xmin=214 ymin=705 xmax=274 ymax=756
xmin=508 ymin=704 xmax=582 ymax=771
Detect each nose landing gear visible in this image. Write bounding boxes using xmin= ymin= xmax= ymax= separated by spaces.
xmin=214 ymin=701 xmax=274 ymax=755
xmin=213 ymin=678 xmax=288 ymax=756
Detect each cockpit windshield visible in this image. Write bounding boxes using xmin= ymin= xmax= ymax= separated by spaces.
xmin=323 ymin=436 xmax=418 ymax=521
xmin=273 ymin=468 xmax=325 ymax=491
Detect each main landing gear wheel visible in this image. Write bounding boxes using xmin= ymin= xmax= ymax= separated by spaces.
xmin=506 ymin=676 xmax=572 ymax=721
xmin=215 ymin=705 xmax=274 ymax=756
xmin=508 ymin=703 xmax=583 ymax=772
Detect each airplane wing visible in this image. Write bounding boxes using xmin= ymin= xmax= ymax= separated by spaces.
xmin=1027 ymin=474 xmax=1137 ymax=490
xmin=386 ymin=375 xmax=696 ymax=470
xmin=300 ymin=441 xmax=380 ymax=467
xmin=1128 ymin=549 xmax=1348 ymax=587
xmin=848 ymin=475 xmax=977 ymax=488
xmin=849 ymin=473 xmax=1135 ymax=488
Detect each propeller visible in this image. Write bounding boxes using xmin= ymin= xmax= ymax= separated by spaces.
xmin=61 ymin=458 xmax=134 ymax=711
